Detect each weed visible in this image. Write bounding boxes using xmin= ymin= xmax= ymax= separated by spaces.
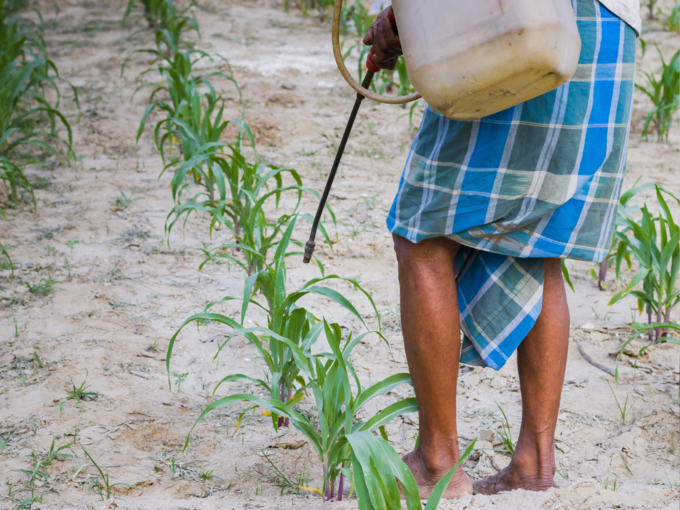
xmin=64 ymin=368 xmax=98 ymax=402
xmin=113 ymin=190 xmax=141 ymax=210
xmin=118 ymin=227 xmax=148 ymax=244
xmin=670 ymin=432 xmax=676 ymax=455
xmin=65 ymin=239 xmax=79 ymax=255
xmin=25 ymin=276 xmax=56 ymax=296
xmin=172 ymin=370 xmax=188 ymax=393
xmin=604 ymin=475 xmax=623 ymax=491
xmin=83 ymin=447 xmax=139 ymax=501
xmin=607 ymin=381 xmax=634 ymax=424
xmin=198 ymin=467 xmax=223 ymax=482
xmin=555 ymin=459 xmax=568 ymax=480
xmin=495 ymin=402 xmax=515 ymax=455
xmin=260 ymin=450 xmax=308 ymax=495
xmin=31 ymin=176 xmax=50 ymax=189
xmin=44 ymin=245 xmax=55 ymax=256
xmin=9 ymin=437 xmax=75 ymax=506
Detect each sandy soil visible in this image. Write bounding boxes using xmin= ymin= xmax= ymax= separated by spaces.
xmin=0 ymin=0 xmax=679 ymax=508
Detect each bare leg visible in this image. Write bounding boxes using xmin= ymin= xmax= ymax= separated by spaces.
xmin=393 ymin=234 xmax=472 ymax=498
xmin=473 ymin=258 xmax=570 ymax=494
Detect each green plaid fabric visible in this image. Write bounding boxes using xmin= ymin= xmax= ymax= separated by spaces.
xmin=387 ymin=0 xmax=637 ymax=369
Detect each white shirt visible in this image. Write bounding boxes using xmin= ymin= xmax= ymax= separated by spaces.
xmin=369 ymin=0 xmax=642 ymax=35
xmin=598 ymin=0 xmax=642 ymax=35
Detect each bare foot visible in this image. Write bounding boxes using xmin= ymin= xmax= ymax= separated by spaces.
xmin=472 ymin=458 xmax=557 ymax=495
xmin=402 ymin=449 xmax=473 ymax=499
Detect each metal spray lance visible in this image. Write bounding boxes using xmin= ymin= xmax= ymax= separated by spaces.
xmin=302 ymin=10 xmax=415 ymax=264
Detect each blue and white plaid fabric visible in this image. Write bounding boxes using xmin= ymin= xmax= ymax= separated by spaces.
xmin=387 ymin=0 xmax=637 ymax=369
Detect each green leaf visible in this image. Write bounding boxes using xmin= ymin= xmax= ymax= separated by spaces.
xmin=213 ymin=374 xmax=271 ymax=395
xmin=608 ymin=267 xmax=650 ymax=306
xmin=240 ymin=272 xmax=258 ymax=325
xmin=561 ymin=259 xmax=575 ymax=293
xmin=184 ymin=394 xmax=322 ymax=455
xmin=353 ymin=373 xmax=412 ymax=413
xmin=345 ymin=431 xmax=422 ymax=510
xmin=359 ymin=398 xmax=418 ymax=432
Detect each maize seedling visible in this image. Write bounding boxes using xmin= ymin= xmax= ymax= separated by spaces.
xmin=609 ymin=185 xmax=680 ymax=341
xmin=169 ymin=217 xmax=382 ymax=428
xmin=181 ymin=320 xmax=415 ymax=502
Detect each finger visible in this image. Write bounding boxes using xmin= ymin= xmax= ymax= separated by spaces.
xmin=384 ymin=56 xmax=398 ymax=71
xmin=373 ymin=18 xmax=397 ymax=63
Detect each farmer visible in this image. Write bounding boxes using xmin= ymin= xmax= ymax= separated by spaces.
xmin=364 ymin=0 xmax=641 ymax=498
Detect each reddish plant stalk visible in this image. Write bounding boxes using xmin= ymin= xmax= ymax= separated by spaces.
xmin=277 ymin=386 xmax=292 ymax=428
xmin=598 ymin=259 xmax=608 ymax=291
xmin=337 ymin=473 xmax=344 ymax=501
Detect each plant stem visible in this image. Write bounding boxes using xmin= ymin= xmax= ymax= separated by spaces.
xmin=338 ymin=472 xmax=344 ymax=501
xmin=598 ymin=258 xmax=608 ymax=290
xmin=662 ymin=308 xmax=672 ymax=338
xmin=323 ymin=463 xmax=330 ymax=501
xmin=277 ymin=385 xmax=291 ymax=428
xmin=284 ymin=388 xmax=291 ymax=427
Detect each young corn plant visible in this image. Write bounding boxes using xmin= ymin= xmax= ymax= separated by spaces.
xmin=591 ymin=183 xmax=645 ymax=290
xmin=182 ymin=320 xmax=416 ymax=501
xmin=636 ymin=45 xmax=679 ymax=141
xmin=152 ymin=0 xmax=200 ymax=56
xmin=0 ymin=241 xmax=12 ymax=276
xmin=609 ymin=185 xmax=680 ymax=341
xmin=126 ymin=22 xmax=237 ymax=134
xmin=2 ymin=0 xmax=29 ymax=16
xmin=123 ymin=0 xmax=197 ymax=35
xmin=339 ymin=0 xmax=372 ymax=40
xmin=0 ymin=7 xmax=77 ymax=216
xmin=668 ymin=3 xmax=680 ymax=32
xmin=169 ymin=218 xmax=379 ymax=427
xmin=194 ymin=148 xmax=333 ymax=276
xmin=342 ymin=432 xmax=476 ymax=510
xmin=646 ymin=0 xmax=659 ymax=19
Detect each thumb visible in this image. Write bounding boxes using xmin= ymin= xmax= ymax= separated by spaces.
xmin=363 ymin=26 xmax=374 ymax=45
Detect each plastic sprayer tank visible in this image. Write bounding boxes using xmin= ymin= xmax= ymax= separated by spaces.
xmin=390 ymin=0 xmax=581 ymax=120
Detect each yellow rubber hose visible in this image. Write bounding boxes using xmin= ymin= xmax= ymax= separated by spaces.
xmin=332 ymin=0 xmax=421 ymax=104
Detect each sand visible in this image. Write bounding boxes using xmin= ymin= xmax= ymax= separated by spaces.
xmin=0 ymin=0 xmax=678 ymax=508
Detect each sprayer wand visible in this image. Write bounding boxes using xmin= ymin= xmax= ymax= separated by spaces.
xmin=303 ymin=8 xmax=413 ymax=264
xmin=302 ymin=66 xmax=376 ymax=264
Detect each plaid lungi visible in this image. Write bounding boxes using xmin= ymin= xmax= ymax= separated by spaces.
xmin=387 ymin=0 xmax=637 ymax=369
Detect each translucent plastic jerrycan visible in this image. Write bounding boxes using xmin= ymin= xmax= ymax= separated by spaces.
xmin=332 ymin=0 xmax=581 ymax=121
